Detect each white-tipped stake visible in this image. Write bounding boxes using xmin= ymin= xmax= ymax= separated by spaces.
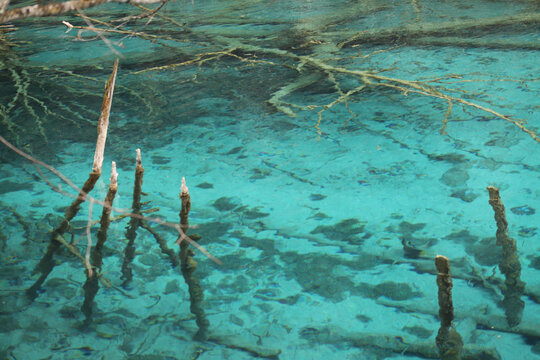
xmin=181 ymin=176 xmax=189 ymax=196
xmin=110 ymin=161 xmax=118 ymax=186
xmin=136 ymin=148 xmax=142 ymax=167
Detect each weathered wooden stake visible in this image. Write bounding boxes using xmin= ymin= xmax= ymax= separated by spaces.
xmin=121 ymin=148 xmax=145 ymax=286
xmin=82 ymin=162 xmax=118 ymax=324
xmin=178 ymin=177 xmax=209 ymax=340
xmin=487 ymin=186 xmax=525 ymax=327
xmin=26 ymin=59 xmax=118 ymax=301
xmin=435 ymin=255 xmax=463 ymax=360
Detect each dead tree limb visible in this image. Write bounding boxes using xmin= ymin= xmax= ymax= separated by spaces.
xmin=0 ymin=0 xmax=163 ymax=24
xmin=487 ymin=186 xmax=525 ymax=327
xmin=82 ymin=162 xmax=118 ymax=324
xmin=25 ymin=59 xmax=118 ymax=301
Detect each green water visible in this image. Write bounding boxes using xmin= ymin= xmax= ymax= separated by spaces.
xmin=1 ymin=0 xmax=539 ymax=359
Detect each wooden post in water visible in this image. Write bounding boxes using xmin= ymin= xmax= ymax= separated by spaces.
xmin=121 ymin=149 xmax=145 ymax=286
xmin=82 ymin=162 xmax=118 ymax=324
xmin=487 ymin=186 xmax=525 ymax=327
xmin=178 ymin=177 xmax=209 ymax=340
xmin=435 ymin=255 xmax=463 ymax=360
xmin=26 ymin=59 xmax=118 ymax=301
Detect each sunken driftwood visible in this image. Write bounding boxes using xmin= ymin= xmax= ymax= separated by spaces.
xmin=299 ymin=325 xmax=499 ymax=359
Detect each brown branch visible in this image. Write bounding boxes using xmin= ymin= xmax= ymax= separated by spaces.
xmin=0 ymin=0 xmax=162 ymax=23
xmin=121 ymin=149 xmax=145 ymax=286
xmin=24 ymin=59 xmax=118 ymax=301
xmin=0 ymin=0 xmax=9 ymax=16
xmin=82 ymin=162 xmax=118 ymax=324
xmin=435 ymin=255 xmax=463 ymax=360
xmin=115 ymin=0 xmax=166 ymax=23
xmin=64 ymin=17 xmax=176 ymax=43
xmin=177 ymin=177 xmax=210 ymax=340
xmin=487 ymin=186 xmax=525 ymax=327
xmin=1 ymin=133 xmax=220 ymax=267
xmin=93 ymin=58 xmax=118 ymax=174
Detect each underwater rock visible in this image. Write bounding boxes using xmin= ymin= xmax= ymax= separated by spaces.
xmin=0 ymin=316 xmax=20 ymax=332
xmin=308 ymin=212 xmax=330 ymax=220
xmin=0 ymin=180 xmax=33 ymax=194
xmin=446 ymin=232 xmax=501 ymax=266
xmin=138 ymin=252 xmax=161 ymax=267
xmin=164 ymin=280 xmax=180 ymax=295
xmin=451 ymin=189 xmax=479 ymax=203
xmin=268 ymin=119 xmax=300 ymax=132
xmin=309 ymin=194 xmax=327 ymax=201
xmin=0 ymin=294 xmax=31 ymax=315
xmin=428 ymin=153 xmax=468 ymax=164
xmin=310 ymin=218 xmax=369 ymax=243
xmin=529 ymin=255 xmax=540 ymax=271
xmin=357 ymin=180 xmax=369 ymax=186
xmin=444 ymin=229 xmax=477 ymax=243
xmin=96 ymin=323 xmax=123 ymax=340
xmin=485 ymin=136 xmax=520 ymax=147
xmin=355 ymin=314 xmax=371 ymax=322
xmin=225 ymin=146 xmax=243 ymax=155
xmin=235 ymin=205 xmax=270 ymax=219
xmin=477 ymin=157 xmax=502 ymax=171
xmin=126 ymin=355 xmax=178 ymax=360
xmin=59 ymin=305 xmax=81 ymax=319
xmin=212 ymin=197 xmax=240 ymax=211
xmin=150 ymin=155 xmax=170 ymax=165
xmin=301 ymin=275 xmax=356 ymax=302
xmin=510 ymin=205 xmax=535 ymax=216
xmin=518 ymin=227 xmax=537 ymax=238
xmin=230 ymin=231 xmax=276 ymax=253
xmin=249 ymin=168 xmax=271 ymax=180
xmin=196 ymin=182 xmax=214 ymax=189
xmin=281 ymin=253 xmax=359 ymax=302
xmin=440 ymin=167 xmax=469 ymax=187
xmin=533 ymin=342 xmax=540 ymax=355
xmin=229 ymin=314 xmax=244 ymax=326
xmin=374 ymin=281 xmax=422 ymax=301
xmin=197 ymin=221 xmax=232 ymax=240
xmin=398 ymin=221 xmax=426 ymax=235
xmin=403 ymin=325 xmax=433 ymax=339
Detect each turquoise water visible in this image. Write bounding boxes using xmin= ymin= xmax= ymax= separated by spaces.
xmin=1 ymin=0 xmax=539 ymax=359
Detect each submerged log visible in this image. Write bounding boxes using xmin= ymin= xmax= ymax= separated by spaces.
xmin=338 ymin=13 xmax=540 ymax=48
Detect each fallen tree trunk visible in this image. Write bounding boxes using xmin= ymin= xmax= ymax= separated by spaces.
xmin=338 ymin=12 xmax=540 ymax=48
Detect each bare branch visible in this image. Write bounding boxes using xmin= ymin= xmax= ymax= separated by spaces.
xmin=93 ymin=58 xmax=118 ymax=174
xmin=0 ymin=0 xmax=9 ymax=15
xmin=0 ymin=0 xmax=162 ymax=24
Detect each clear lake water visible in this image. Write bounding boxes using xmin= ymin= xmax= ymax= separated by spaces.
xmin=0 ymin=0 xmax=539 ymax=359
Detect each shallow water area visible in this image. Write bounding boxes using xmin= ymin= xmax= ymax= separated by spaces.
xmin=1 ymin=0 xmax=539 ymax=359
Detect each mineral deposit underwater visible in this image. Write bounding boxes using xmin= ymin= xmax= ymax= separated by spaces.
xmin=0 ymin=0 xmax=539 ymax=359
